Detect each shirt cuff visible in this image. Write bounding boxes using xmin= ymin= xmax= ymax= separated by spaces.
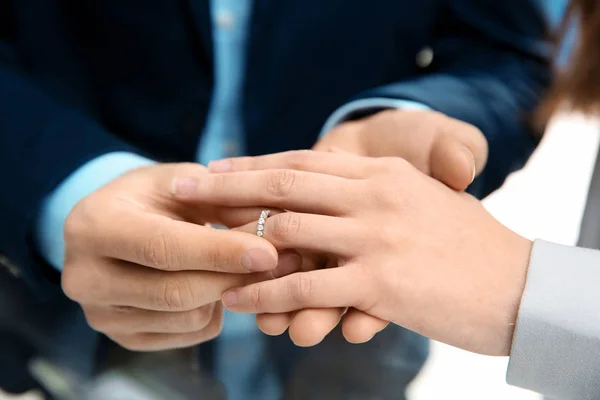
xmin=320 ymin=98 xmax=431 ymax=136
xmin=507 ymin=239 xmax=600 ymax=399
xmin=35 ymin=152 xmax=155 ymax=271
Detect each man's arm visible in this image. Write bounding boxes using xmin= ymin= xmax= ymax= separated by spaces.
xmin=0 ymin=34 xmax=143 ymax=295
xmin=324 ymin=0 xmax=553 ymax=198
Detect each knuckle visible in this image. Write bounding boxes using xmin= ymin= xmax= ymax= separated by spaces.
xmin=113 ymin=334 xmax=147 ymax=352
xmin=209 ymin=172 xmax=227 ymax=194
xmin=285 ymin=150 xmax=313 ymax=169
xmin=204 ymin=326 xmax=223 ymax=342
xmin=155 ymin=277 xmax=195 ymax=311
xmin=270 ymin=213 xmax=302 ymax=243
xmin=61 ymin=265 xmax=87 ymax=302
xmin=377 ymin=157 xmax=411 ymax=174
xmin=291 ymin=274 xmax=313 ymax=304
xmin=266 ymin=170 xmax=297 ymax=198
xmin=186 ymin=306 xmax=213 ymax=331
xmin=364 ymin=178 xmax=399 ymax=210
xmin=84 ymin=310 xmax=107 ymax=333
xmin=202 ymin=246 xmax=229 ymax=273
xmin=141 ymin=232 xmax=180 ymax=271
xmin=64 ymin=198 xmax=97 ymax=247
xmin=250 ymin=284 xmax=263 ymax=309
xmin=353 ymin=268 xmax=378 ymax=310
xmin=204 ymin=317 xmax=224 ymax=342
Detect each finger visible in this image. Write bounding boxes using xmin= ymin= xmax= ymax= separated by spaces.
xmin=430 ymin=135 xmax=474 ymax=191
xmin=341 ymin=309 xmax=389 ymax=344
xmin=430 ymin=128 xmax=488 ymax=191
xmin=109 ymin=303 xmax=224 ymax=351
xmin=255 ymin=251 xmax=325 ymax=336
xmin=256 ymin=312 xmax=294 ymax=336
xmin=65 ymin=253 xmax=302 ymax=312
xmin=232 ymin=212 xmax=360 ymax=257
xmin=207 ymin=150 xmax=374 ymax=179
xmin=173 ymin=169 xmax=358 ymax=216
xmin=96 ymin=209 xmax=278 ymax=273
xmin=85 ymin=303 xmax=216 ymax=334
xmin=209 ymin=207 xmax=285 ymax=229
xmin=222 ymin=267 xmax=367 ymax=313
xmin=288 ymin=308 xmax=346 ymax=347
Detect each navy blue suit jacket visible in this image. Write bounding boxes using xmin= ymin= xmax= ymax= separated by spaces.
xmin=0 ymin=0 xmax=551 ymax=392
xmin=0 ymin=0 xmax=551 ymax=295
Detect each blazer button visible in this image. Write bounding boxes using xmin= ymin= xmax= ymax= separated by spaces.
xmin=416 ymin=47 xmax=434 ymax=68
xmin=0 ymin=253 xmax=20 ymax=278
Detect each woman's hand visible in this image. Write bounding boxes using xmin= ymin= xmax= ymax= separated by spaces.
xmin=210 ymin=112 xmax=490 ymax=346
xmin=173 ymin=151 xmax=532 ymax=356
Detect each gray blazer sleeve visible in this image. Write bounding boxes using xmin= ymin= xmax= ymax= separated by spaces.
xmin=507 ymin=239 xmax=600 ymax=399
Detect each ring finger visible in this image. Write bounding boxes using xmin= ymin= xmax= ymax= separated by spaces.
xmin=233 ymin=212 xmax=360 ymax=257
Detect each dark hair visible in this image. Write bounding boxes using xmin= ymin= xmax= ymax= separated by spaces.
xmin=540 ymin=0 xmax=600 ymax=121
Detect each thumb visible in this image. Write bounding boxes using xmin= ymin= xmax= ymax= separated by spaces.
xmin=429 ymin=133 xmax=488 ymax=191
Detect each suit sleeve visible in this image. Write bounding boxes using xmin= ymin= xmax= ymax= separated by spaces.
xmin=507 ymin=240 xmax=600 ymax=399
xmin=346 ymin=0 xmax=553 ymax=198
xmin=0 ymin=37 xmax=143 ymax=296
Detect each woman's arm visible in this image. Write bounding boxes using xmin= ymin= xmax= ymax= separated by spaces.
xmin=508 ymin=240 xmax=600 ymax=399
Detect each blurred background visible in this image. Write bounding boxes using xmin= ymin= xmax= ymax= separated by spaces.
xmin=2 ymin=112 xmax=597 ymax=400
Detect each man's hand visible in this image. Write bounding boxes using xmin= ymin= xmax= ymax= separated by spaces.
xmin=62 ymin=163 xmax=300 ymax=351
xmin=314 ymin=109 xmax=489 ymax=190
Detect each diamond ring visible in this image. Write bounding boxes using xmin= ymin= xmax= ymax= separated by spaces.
xmin=257 ymin=210 xmax=270 ymax=237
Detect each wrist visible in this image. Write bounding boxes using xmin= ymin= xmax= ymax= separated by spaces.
xmin=499 ymin=233 xmax=533 ymax=355
xmin=314 ymin=120 xmax=368 ymax=156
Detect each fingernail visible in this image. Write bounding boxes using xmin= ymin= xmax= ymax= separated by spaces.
xmin=171 ymin=177 xmax=198 ymax=197
xmin=241 ymin=248 xmax=277 ymax=272
xmin=222 ymin=291 xmax=238 ymax=307
xmin=208 ymin=159 xmax=232 ymax=173
xmin=461 ymin=147 xmax=476 ymax=184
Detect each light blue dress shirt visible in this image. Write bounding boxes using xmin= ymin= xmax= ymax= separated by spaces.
xmin=34 ymin=1 xmax=428 ymax=398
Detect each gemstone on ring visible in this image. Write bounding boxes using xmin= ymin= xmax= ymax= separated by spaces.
xmin=257 ymin=210 xmax=270 ymax=237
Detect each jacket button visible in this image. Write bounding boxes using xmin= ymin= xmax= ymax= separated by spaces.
xmin=0 ymin=254 xmax=21 ymax=278
xmin=416 ymin=47 xmax=434 ymax=68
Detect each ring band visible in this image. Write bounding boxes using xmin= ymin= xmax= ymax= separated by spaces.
xmin=257 ymin=210 xmax=270 ymax=237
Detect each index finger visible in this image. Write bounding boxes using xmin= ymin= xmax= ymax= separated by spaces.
xmin=87 ymin=208 xmax=278 ymax=273
xmin=172 ymin=169 xmax=356 ymax=216
xmin=208 ymin=150 xmax=375 ymax=179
